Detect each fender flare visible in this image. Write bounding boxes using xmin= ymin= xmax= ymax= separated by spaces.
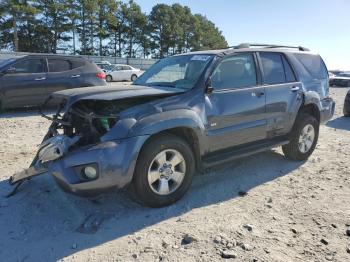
xmin=298 ymin=91 xmax=322 ymax=121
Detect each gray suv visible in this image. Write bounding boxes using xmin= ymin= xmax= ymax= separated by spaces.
xmin=0 ymin=54 xmax=106 ymax=110
xmin=10 ymin=44 xmax=335 ymax=207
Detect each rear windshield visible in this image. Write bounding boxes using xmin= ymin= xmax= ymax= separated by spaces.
xmin=294 ymin=53 xmax=328 ymax=79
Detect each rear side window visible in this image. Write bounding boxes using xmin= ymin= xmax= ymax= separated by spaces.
xmin=294 ymin=53 xmax=328 ymax=79
xmin=71 ymin=60 xmax=85 ymax=69
xmin=260 ymin=53 xmax=296 ymax=84
xmin=282 ymin=56 xmax=297 ymax=82
xmin=12 ymin=59 xmax=44 ymax=73
xmin=260 ymin=53 xmax=285 ymax=84
xmin=48 ymin=59 xmax=71 ymax=72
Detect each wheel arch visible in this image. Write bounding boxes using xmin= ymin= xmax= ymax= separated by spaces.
xmin=298 ymin=102 xmax=321 ymax=123
xmin=137 ymin=125 xmax=204 ymax=173
xmin=298 ymin=92 xmax=321 ymax=122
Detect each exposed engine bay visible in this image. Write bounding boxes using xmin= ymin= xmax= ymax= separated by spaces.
xmin=40 ymin=96 xmax=160 ymax=148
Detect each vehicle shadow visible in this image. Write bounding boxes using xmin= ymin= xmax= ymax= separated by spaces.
xmin=0 ymin=150 xmax=304 ymax=261
xmin=326 ymin=116 xmax=350 ymax=131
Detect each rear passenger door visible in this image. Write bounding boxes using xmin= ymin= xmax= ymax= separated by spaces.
xmin=111 ymin=66 xmax=123 ymax=81
xmin=45 ymin=57 xmax=83 ymax=96
xmin=258 ymin=52 xmax=302 ymax=137
xmin=122 ymin=65 xmax=132 ymax=81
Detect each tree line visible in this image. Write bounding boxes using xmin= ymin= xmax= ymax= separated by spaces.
xmin=0 ymin=0 xmax=228 ymax=58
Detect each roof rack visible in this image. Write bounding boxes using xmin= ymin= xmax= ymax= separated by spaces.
xmin=229 ymin=43 xmax=310 ymax=52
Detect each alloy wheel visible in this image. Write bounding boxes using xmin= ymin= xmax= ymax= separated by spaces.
xmin=147 ymin=149 xmax=186 ymax=196
xmin=298 ymin=124 xmax=315 ymax=153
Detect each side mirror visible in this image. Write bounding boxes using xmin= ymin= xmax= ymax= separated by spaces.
xmin=206 ymin=77 xmax=214 ymax=94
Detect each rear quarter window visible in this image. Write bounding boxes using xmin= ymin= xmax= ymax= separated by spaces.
xmin=71 ymin=60 xmax=85 ymax=69
xmin=294 ymin=53 xmax=328 ymax=79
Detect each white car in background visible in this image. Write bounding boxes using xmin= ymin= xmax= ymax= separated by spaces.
xmin=105 ymin=64 xmax=144 ymax=82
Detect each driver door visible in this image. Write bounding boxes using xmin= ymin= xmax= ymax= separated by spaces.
xmin=205 ymin=52 xmax=267 ymax=153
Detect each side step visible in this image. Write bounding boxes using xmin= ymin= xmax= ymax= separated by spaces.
xmin=202 ymin=138 xmax=289 ymax=168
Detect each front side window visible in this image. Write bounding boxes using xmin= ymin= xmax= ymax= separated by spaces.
xmin=122 ymin=65 xmax=131 ymax=70
xmin=211 ymin=53 xmax=257 ymax=90
xmin=11 ymin=59 xmax=44 ymax=74
xmin=134 ymin=54 xmax=213 ymax=90
xmin=48 ymin=59 xmax=71 ymax=72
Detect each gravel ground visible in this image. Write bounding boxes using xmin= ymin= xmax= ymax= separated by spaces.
xmin=0 ymin=87 xmax=349 ymax=262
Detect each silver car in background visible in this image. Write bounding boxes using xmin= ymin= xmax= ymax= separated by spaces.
xmin=105 ymin=64 xmax=144 ymax=82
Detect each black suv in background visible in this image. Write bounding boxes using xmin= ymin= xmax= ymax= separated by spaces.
xmin=0 ymin=54 xmax=106 ymax=110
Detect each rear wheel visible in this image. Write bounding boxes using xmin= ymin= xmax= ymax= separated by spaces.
xmin=106 ymin=75 xmax=113 ymax=82
xmin=131 ymin=134 xmax=195 ymax=207
xmin=282 ymin=113 xmax=319 ymax=161
xmin=131 ymin=74 xmax=137 ymax=82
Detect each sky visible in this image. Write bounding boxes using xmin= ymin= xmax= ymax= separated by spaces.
xmin=137 ymin=0 xmax=350 ymax=70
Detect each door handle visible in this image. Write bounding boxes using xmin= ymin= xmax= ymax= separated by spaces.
xmin=34 ymin=77 xmax=46 ymax=81
xmin=71 ymin=74 xmax=81 ymax=78
xmin=291 ymin=86 xmax=300 ymax=92
xmin=252 ymin=91 xmax=264 ymax=97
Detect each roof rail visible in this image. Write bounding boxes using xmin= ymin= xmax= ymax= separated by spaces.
xmin=229 ymin=43 xmax=310 ymax=51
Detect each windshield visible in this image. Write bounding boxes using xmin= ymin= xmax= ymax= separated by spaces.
xmin=134 ymin=54 xmax=213 ymax=89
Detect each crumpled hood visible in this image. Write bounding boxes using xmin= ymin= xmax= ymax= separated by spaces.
xmin=52 ymin=83 xmax=185 ymax=107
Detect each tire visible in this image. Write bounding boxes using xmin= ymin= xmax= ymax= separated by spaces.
xmin=282 ymin=113 xmax=319 ymax=161
xmin=0 ymin=97 xmax=5 ymax=114
xmin=131 ymin=134 xmax=195 ymax=207
xmin=106 ymin=75 xmax=113 ymax=82
xmin=131 ymin=74 xmax=137 ymax=82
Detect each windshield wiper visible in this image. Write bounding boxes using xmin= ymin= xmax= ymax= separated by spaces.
xmin=148 ymin=83 xmax=176 ymax=88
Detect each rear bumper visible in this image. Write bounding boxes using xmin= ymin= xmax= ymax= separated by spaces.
xmin=320 ymin=97 xmax=335 ymax=123
xmin=49 ymin=135 xmax=149 ymax=196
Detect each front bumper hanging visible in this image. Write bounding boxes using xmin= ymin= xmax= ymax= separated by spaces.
xmin=8 ymin=134 xmax=81 ymax=197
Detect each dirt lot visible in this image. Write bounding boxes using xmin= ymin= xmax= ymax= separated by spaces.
xmin=0 ymin=87 xmax=349 ymax=262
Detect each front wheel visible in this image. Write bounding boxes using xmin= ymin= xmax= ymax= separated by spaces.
xmin=131 ymin=135 xmax=195 ymax=207
xmin=131 ymin=74 xmax=137 ymax=82
xmin=282 ymin=113 xmax=319 ymax=161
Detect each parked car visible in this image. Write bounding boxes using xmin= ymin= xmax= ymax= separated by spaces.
xmin=94 ymin=61 xmax=114 ymax=72
xmin=10 ymin=44 xmax=335 ymax=207
xmin=0 ymin=54 xmax=106 ymax=110
xmin=329 ymin=72 xmax=350 ymax=87
xmin=344 ymin=89 xmax=350 ymax=116
xmin=105 ymin=64 xmax=144 ymax=82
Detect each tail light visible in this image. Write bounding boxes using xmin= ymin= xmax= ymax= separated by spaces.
xmin=96 ymin=72 xmax=106 ymax=80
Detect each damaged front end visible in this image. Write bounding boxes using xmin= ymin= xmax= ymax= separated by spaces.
xmin=8 ymin=86 xmax=179 ymax=196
